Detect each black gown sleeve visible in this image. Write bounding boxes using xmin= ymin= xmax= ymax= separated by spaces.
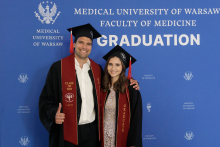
xmin=126 ymin=85 xmax=143 ymax=147
xmin=38 ymin=61 xmax=62 ymax=132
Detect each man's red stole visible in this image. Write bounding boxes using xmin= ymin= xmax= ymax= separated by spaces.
xmin=61 ymin=54 xmax=101 ymax=145
xmin=100 ymin=86 xmax=131 ymax=147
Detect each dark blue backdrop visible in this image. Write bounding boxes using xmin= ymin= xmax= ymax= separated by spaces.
xmin=1 ymin=0 xmax=220 ymax=147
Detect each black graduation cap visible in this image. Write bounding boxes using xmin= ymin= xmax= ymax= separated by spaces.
xmin=103 ymin=45 xmax=137 ymax=68
xmin=67 ymin=23 xmax=102 ymax=42
xmin=103 ymin=45 xmax=137 ymax=79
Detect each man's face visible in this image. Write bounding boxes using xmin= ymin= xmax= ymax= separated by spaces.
xmin=74 ymin=37 xmax=92 ymax=60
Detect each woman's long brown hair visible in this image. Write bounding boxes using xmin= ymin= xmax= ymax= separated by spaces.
xmin=102 ymin=56 xmax=128 ymax=93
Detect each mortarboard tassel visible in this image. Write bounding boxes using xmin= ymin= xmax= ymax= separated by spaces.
xmin=70 ymin=29 xmax=74 ymax=53
xmin=127 ymin=56 xmax=132 ymax=80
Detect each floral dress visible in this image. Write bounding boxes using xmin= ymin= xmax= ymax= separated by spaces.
xmin=104 ymin=87 xmax=116 ymax=147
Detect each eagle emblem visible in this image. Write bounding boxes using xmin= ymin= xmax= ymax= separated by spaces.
xmin=34 ymin=2 xmax=61 ymax=24
xmin=19 ymin=136 xmax=30 ymax=146
xmin=183 ymin=71 xmax=193 ymax=81
xmin=120 ymin=52 xmax=127 ymax=62
xmin=90 ymin=31 xmax=93 ymax=39
xmin=184 ymin=131 xmax=194 ymax=140
xmin=18 ymin=73 xmax=29 ymax=83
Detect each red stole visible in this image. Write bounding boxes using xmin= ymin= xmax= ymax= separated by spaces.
xmin=61 ymin=54 xmax=101 ymax=145
xmin=101 ymin=86 xmax=130 ymax=147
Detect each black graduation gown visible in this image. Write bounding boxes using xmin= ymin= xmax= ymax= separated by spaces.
xmin=104 ymin=85 xmax=143 ymax=147
xmin=38 ymin=60 xmax=102 ymax=147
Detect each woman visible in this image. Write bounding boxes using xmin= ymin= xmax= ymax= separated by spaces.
xmin=100 ymin=45 xmax=142 ymax=147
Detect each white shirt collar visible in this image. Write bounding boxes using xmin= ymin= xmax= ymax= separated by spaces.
xmin=75 ymin=58 xmax=91 ymax=71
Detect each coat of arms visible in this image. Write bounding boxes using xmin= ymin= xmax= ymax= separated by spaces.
xmin=184 ymin=131 xmax=194 ymax=140
xmin=120 ymin=52 xmax=127 ymax=62
xmin=183 ymin=71 xmax=193 ymax=81
xmin=34 ymin=1 xmax=61 ymax=24
xmin=19 ymin=136 xmax=30 ymax=146
xmin=18 ymin=73 xmax=29 ymax=83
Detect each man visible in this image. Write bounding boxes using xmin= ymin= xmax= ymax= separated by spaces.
xmin=39 ymin=23 xmax=139 ymax=147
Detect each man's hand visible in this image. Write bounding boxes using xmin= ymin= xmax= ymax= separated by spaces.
xmin=130 ymin=79 xmax=140 ymax=90
xmin=55 ymin=103 xmax=65 ymax=124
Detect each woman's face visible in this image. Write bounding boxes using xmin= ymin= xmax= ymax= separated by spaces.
xmin=107 ymin=57 xmax=123 ymax=80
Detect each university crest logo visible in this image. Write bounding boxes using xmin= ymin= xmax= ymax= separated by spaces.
xmin=184 ymin=131 xmax=194 ymax=140
xmin=90 ymin=31 xmax=93 ymax=39
xmin=18 ymin=73 xmax=29 ymax=83
xmin=65 ymin=93 xmax=74 ymax=103
xmin=19 ymin=136 xmax=30 ymax=146
xmin=120 ymin=52 xmax=126 ymax=62
xmin=183 ymin=71 xmax=193 ymax=81
xmin=34 ymin=1 xmax=61 ymax=24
